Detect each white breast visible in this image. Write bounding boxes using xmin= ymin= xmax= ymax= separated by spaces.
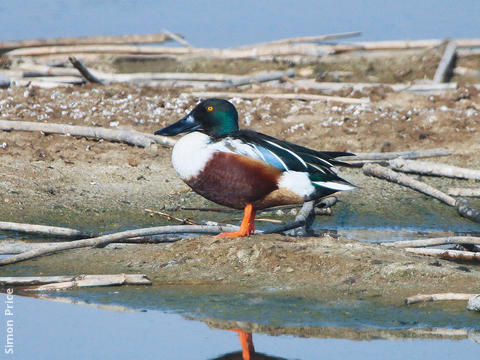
xmin=171 ymin=132 xmax=214 ymax=180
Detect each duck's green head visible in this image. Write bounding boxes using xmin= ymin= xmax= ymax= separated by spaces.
xmin=155 ymin=98 xmax=239 ymax=138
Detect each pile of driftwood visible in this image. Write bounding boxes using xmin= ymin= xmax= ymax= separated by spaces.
xmin=359 ymin=156 xmax=480 ymax=260
xmin=1 ymin=31 xmax=480 ymax=98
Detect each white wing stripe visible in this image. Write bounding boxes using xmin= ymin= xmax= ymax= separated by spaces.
xmin=312 ymin=181 xmax=356 ymax=191
xmin=264 ymin=140 xmax=308 ymax=169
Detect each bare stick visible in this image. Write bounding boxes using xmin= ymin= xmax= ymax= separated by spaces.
xmin=0 ymin=224 xmax=239 ymax=266
xmin=0 ymin=33 xmax=176 ymax=52
xmin=0 ymin=221 xmax=93 ymax=238
xmin=405 ymin=247 xmax=480 ymax=262
xmin=456 ymin=198 xmax=480 ymax=223
xmin=382 ymin=236 xmax=480 ymax=248
xmin=187 ymin=91 xmax=368 ymax=104
xmin=454 ymin=66 xmax=480 ymax=78
xmin=236 ymin=31 xmax=362 ymax=49
xmin=5 ymin=43 xmax=327 ymax=58
xmin=362 ymin=163 xmax=457 ymax=206
xmin=25 ymin=274 xmax=151 ymax=291
xmin=448 ymin=188 xmax=480 ymax=197
xmin=388 ymin=158 xmax=480 ymax=181
xmin=433 ymin=41 xmax=457 ymax=83
xmin=68 ymin=56 xmax=104 ymax=84
xmin=216 ymin=69 xmax=295 ymax=89
xmin=0 ymin=120 xmax=176 ymax=148
xmin=0 ymin=274 xmax=150 ymax=287
xmin=339 ymin=148 xmax=452 ymax=161
xmin=162 ymin=29 xmax=192 ymax=47
xmin=292 ymin=80 xmax=457 ymax=94
xmin=406 ymin=293 xmax=476 ymax=305
xmin=330 ymin=38 xmax=480 ymax=53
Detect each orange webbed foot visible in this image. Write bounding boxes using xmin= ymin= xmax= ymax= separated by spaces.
xmin=216 ymin=204 xmax=256 ymax=238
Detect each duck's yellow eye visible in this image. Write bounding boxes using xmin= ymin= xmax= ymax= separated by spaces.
xmin=207 ymin=106 xmax=213 ymax=111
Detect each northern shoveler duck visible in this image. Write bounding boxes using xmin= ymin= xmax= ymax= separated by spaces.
xmin=155 ymin=98 xmax=355 ymax=238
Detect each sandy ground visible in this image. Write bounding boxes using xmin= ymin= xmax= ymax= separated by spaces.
xmin=1 ymin=53 xmax=480 ymax=301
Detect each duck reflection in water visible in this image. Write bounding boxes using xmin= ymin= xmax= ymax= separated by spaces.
xmin=211 ymin=329 xmax=287 ymax=360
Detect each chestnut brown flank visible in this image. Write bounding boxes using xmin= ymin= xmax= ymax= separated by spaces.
xmin=186 ymin=152 xmax=286 ymax=210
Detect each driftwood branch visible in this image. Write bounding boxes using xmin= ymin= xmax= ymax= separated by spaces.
xmin=0 ymin=274 xmax=151 ymax=288
xmin=448 ymin=188 xmax=480 ymax=197
xmin=162 ymin=29 xmax=192 ymax=47
xmin=236 ymin=31 xmax=362 ymax=49
xmin=68 ymin=56 xmax=104 ymax=84
xmin=456 ymin=198 xmax=480 ymax=223
xmin=217 ymin=69 xmax=295 ymax=89
xmin=5 ymin=44 xmax=327 ymax=58
xmin=382 ymin=236 xmax=480 ymax=248
xmin=0 ymin=33 xmax=177 ymax=52
xmin=433 ymin=41 xmax=457 ymax=83
xmin=362 ymin=163 xmax=456 ymax=206
xmin=454 ymin=66 xmax=480 ymax=78
xmin=363 ymin=164 xmax=480 ymax=223
xmin=388 ymin=158 xmax=480 ymax=181
xmin=292 ymin=80 xmax=458 ymax=94
xmin=406 ymin=293 xmax=476 ymax=305
xmin=187 ymin=91 xmax=368 ymax=104
xmin=405 ymin=247 xmax=480 ymax=262
xmin=0 ymin=224 xmax=239 ymax=266
xmin=0 ymin=120 xmax=176 ymax=148
xmin=339 ymin=148 xmax=452 ymax=161
xmin=0 ymin=221 xmax=94 ymax=238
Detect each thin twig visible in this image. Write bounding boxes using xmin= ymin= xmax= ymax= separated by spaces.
xmin=145 ymin=208 xmax=197 ymax=225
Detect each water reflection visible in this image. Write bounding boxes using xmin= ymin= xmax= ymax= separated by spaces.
xmin=3 ymin=291 xmax=479 ymax=360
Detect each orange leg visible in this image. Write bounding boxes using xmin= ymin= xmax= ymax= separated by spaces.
xmin=230 ymin=329 xmax=255 ymax=360
xmin=216 ymin=204 xmax=256 ymax=238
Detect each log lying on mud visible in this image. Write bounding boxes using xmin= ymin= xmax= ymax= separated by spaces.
xmin=0 ymin=120 xmax=176 ymax=148
xmin=448 ymin=188 xmax=480 ymax=197
xmin=363 ymin=164 xmax=480 ymax=224
xmin=187 ymin=91 xmax=369 ymax=104
xmin=0 ymin=221 xmax=93 ymax=238
xmin=1 ymin=274 xmax=151 ymax=291
xmin=382 ymin=236 xmax=480 ymax=248
xmin=339 ymin=148 xmax=452 ymax=161
xmin=406 ymin=293 xmax=477 ymax=305
xmin=405 ymin=248 xmax=480 ymax=262
xmin=363 ymin=164 xmax=456 ymax=206
xmin=0 ymin=224 xmax=241 ymax=266
xmin=388 ymin=158 xmax=480 ymax=181
xmin=0 ymin=274 xmax=151 ymax=287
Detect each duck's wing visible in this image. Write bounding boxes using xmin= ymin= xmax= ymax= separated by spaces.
xmin=221 ymin=130 xmax=353 ymax=173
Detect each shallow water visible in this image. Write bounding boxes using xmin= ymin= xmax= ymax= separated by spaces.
xmin=1 ymin=291 xmax=479 ymax=360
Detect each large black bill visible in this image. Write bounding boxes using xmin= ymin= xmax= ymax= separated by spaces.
xmin=154 ymin=114 xmax=201 ymax=136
